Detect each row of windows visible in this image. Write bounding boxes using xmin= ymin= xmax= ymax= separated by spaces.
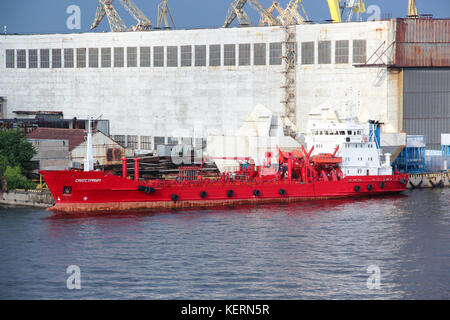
xmin=111 ymin=135 xmax=206 ymax=150
xmin=343 ymin=156 xmax=374 ymax=162
xmin=5 ymin=43 xmax=283 ymax=69
xmin=301 ymin=40 xmax=366 ymax=65
xmin=312 ymin=129 xmax=363 ymax=136
xmin=4 ymin=40 xmax=366 ymax=69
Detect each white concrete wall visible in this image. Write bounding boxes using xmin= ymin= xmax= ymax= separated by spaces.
xmin=0 ymin=21 xmax=399 ymax=143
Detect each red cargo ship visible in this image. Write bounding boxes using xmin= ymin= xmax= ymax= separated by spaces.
xmin=41 ymin=145 xmax=408 ymax=213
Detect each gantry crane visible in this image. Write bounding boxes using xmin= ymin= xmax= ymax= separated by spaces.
xmin=91 ymin=0 xmax=152 ymax=32
xmin=156 ymin=0 xmax=176 ymax=29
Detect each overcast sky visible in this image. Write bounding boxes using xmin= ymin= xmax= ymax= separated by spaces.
xmin=0 ymin=0 xmax=448 ymax=34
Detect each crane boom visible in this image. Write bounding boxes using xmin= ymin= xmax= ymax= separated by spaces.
xmin=91 ymin=0 xmax=152 ymax=32
xmin=247 ymin=0 xmax=280 ymax=26
xmin=119 ymin=0 xmax=152 ymax=31
xmin=223 ymin=0 xmax=251 ymax=28
xmin=91 ymin=0 xmax=128 ymax=32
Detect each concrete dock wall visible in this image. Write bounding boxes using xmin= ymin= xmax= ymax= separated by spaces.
xmin=0 ymin=190 xmax=54 ymax=208
xmin=408 ymin=172 xmax=450 ymax=189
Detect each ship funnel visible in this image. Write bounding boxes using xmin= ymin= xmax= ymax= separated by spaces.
xmin=84 ymin=117 xmax=94 ymax=172
xmin=384 ymin=153 xmax=391 ymax=167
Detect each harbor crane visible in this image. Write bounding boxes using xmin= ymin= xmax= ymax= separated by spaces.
xmin=327 ymin=0 xmax=366 ymax=23
xmin=156 ymin=0 xmax=176 ymax=29
xmin=223 ymin=0 xmax=309 ymax=28
xmin=91 ymin=0 xmax=152 ymax=32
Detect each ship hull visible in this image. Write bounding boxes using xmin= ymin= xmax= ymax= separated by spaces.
xmin=41 ymin=170 xmax=409 ymax=213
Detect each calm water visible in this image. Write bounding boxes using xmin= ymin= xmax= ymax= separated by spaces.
xmin=0 ymin=189 xmax=449 ymax=300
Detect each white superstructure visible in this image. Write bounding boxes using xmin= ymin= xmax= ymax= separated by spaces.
xmin=306 ymin=108 xmax=393 ymax=177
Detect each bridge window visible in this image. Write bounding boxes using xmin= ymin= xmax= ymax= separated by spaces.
xmin=17 ymin=49 xmax=26 ymax=68
xmin=301 ymin=41 xmax=314 ymax=65
xmin=101 ymin=48 xmax=111 ymax=68
xmin=318 ymin=41 xmax=331 ymax=64
xmin=353 ymin=40 xmax=367 ymax=64
xmin=40 ymin=49 xmax=50 ymax=68
xmin=114 ymin=47 xmax=124 ymax=67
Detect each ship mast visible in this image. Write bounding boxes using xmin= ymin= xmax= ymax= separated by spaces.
xmin=84 ymin=117 xmax=94 ymax=172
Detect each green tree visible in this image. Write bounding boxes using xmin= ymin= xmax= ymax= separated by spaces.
xmin=3 ymin=166 xmax=36 ymax=190
xmin=0 ymin=129 xmax=36 ymax=175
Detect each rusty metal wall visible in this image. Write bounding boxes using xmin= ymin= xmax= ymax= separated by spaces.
xmin=403 ymin=68 xmax=450 ymax=150
xmin=394 ymin=18 xmax=450 ymax=67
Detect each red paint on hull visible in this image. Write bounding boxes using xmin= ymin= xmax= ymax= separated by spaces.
xmin=41 ymin=170 xmax=409 ymax=213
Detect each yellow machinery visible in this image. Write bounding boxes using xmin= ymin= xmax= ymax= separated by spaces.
xmin=156 ymin=0 xmax=176 ymax=29
xmin=327 ymin=0 xmax=366 ymax=23
xmin=408 ymin=0 xmax=418 ymax=17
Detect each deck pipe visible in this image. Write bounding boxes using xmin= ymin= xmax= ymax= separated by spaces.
xmin=122 ymin=157 xmax=127 ymax=178
xmin=134 ymin=158 xmax=140 ymax=181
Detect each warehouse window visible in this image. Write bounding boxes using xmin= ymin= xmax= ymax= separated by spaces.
xmin=301 ymin=41 xmax=314 ymax=64
xmin=154 ymin=136 xmax=165 ymax=147
xmin=239 ymin=44 xmax=250 ymax=66
xmin=224 ymin=44 xmax=235 ymax=66
xmin=127 ymin=47 xmax=137 ymax=67
xmin=52 ymin=49 xmax=62 ymax=68
xmin=114 ymin=47 xmax=124 ymax=67
xmin=140 ymin=136 xmax=152 ymax=150
xmin=254 ymin=43 xmax=266 ymax=65
xmin=269 ymin=42 xmax=282 ymax=65
xmin=353 ymin=40 xmax=366 ymax=64
xmin=17 ymin=49 xmax=26 ymax=68
xmin=167 ymin=46 xmax=178 ymax=67
xmin=195 ymin=45 xmax=206 ymax=67
xmin=29 ymin=49 xmax=38 ymax=68
xmin=181 ymin=45 xmax=192 ymax=67
xmin=76 ymin=48 xmax=86 ymax=68
xmin=89 ymin=48 xmax=98 ymax=68
xmin=40 ymin=49 xmax=50 ymax=68
xmin=318 ymin=41 xmax=331 ymax=64
xmin=101 ymin=48 xmax=111 ymax=68
xmin=209 ymin=44 xmax=221 ymax=66
xmin=127 ymin=135 xmax=138 ymax=149
xmin=64 ymin=49 xmax=74 ymax=68
xmin=153 ymin=46 xmax=164 ymax=67
xmin=112 ymin=135 xmax=125 ymax=146
xmin=6 ymin=50 xmax=15 ymax=68
xmin=140 ymin=46 xmax=151 ymax=67
xmin=335 ymin=40 xmax=349 ymax=64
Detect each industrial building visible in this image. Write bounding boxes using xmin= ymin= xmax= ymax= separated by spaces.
xmin=0 ymin=17 xmax=449 ymax=153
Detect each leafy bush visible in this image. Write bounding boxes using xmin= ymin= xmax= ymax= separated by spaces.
xmin=3 ymin=166 xmax=36 ymax=190
xmin=0 ymin=129 xmax=36 ymax=175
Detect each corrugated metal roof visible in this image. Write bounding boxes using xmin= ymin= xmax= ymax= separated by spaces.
xmin=394 ymin=18 xmax=450 ymax=67
xmin=27 ymin=128 xmax=87 ymax=151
